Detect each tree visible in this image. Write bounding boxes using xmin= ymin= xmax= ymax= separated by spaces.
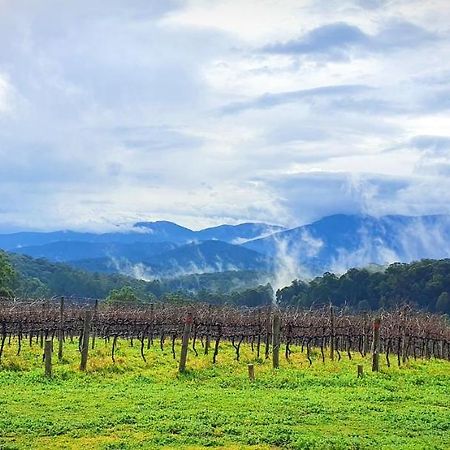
xmin=162 ymin=292 xmax=191 ymax=305
xmin=106 ymin=286 xmax=139 ymax=306
xmin=357 ymin=300 xmax=371 ymax=312
xmin=0 ymin=251 xmax=15 ymax=299
xmin=436 ymin=292 xmax=450 ymax=314
xmin=231 ymin=284 xmax=273 ymax=307
xmin=15 ymin=277 xmax=51 ymax=298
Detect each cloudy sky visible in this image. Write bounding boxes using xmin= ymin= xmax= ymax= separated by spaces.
xmin=0 ymin=0 xmax=449 ymax=232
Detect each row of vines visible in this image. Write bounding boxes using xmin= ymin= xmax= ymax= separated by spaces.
xmin=0 ymin=298 xmax=449 ymax=369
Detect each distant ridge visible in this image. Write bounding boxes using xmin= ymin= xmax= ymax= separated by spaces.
xmin=1 ymin=214 xmax=450 ymax=278
xmin=243 ymin=214 xmax=450 ymax=274
xmin=0 ymin=221 xmax=283 ymax=249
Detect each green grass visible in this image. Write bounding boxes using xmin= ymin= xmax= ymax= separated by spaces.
xmin=0 ymin=338 xmax=449 ymax=449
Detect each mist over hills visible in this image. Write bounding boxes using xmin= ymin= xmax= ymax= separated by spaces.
xmin=244 ymin=214 xmax=450 ymax=275
xmin=1 ymin=214 xmax=450 ymax=280
xmin=0 ymin=221 xmax=282 ymax=249
xmin=5 ymin=251 xmax=268 ymax=300
xmin=69 ymin=241 xmax=269 ymax=278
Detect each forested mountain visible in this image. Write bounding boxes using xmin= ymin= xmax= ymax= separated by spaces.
xmin=0 ymin=221 xmax=280 ymax=277
xmin=1 ymin=250 xmax=449 ymax=311
xmin=277 ymin=259 xmax=450 ymax=313
xmin=244 ymin=214 xmax=450 ymax=274
xmin=1 ymin=215 xmax=450 ymax=279
xmin=131 ymin=221 xmax=196 ymax=243
xmin=0 ymin=221 xmax=281 ymax=250
xmin=69 ymin=240 xmax=270 ymax=276
xmin=7 ymin=252 xmax=161 ymax=299
xmin=137 ymin=240 xmax=269 ymax=275
xmin=0 ymin=251 xmax=268 ymax=300
xmin=196 ymin=223 xmax=284 ymax=243
xmin=12 ymin=241 xmax=177 ymax=263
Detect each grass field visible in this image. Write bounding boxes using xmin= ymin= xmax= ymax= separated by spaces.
xmin=0 ymin=338 xmax=449 ymax=450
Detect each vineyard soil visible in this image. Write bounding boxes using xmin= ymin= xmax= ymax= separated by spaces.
xmin=0 ymin=340 xmax=449 ymax=450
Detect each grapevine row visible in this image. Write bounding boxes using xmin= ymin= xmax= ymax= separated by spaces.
xmin=0 ymin=298 xmax=449 ymax=366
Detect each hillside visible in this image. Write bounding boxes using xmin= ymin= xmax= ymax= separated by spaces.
xmin=1 ymin=214 xmax=450 ymax=279
xmin=244 ymin=214 xmax=450 ymax=274
xmin=4 ymin=252 xmax=268 ymax=300
xmin=7 ymin=252 xmax=160 ymax=299
xmin=12 ymin=241 xmax=177 ymax=263
xmin=141 ymin=240 xmax=270 ymax=275
xmin=196 ymin=222 xmax=284 ymax=243
xmin=68 ymin=240 xmax=271 ymax=277
xmin=2 ymin=249 xmax=450 ymax=311
xmin=0 ymin=221 xmax=281 ymax=250
xmin=277 ymin=258 xmax=450 ymax=313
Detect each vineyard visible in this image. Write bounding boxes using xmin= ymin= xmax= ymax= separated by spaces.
xmin=1 ymin=297 xmax=450 ymax=449
xmin=1 ymin=297 xmax=449 ymax=374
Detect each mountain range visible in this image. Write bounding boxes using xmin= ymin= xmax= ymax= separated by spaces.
xmin=1 ymin=214 xmax=450 ymax=279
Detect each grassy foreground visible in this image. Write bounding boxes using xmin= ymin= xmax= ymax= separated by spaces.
xmin=0 ymin=338 xmax=449 ymax=450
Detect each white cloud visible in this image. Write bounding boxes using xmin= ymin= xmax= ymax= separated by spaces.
xmin=0 ymin=0 xmax=449 ymax=231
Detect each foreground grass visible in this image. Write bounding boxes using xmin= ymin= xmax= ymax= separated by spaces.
xmin=0 ymin=338 xmax=449 ymax=449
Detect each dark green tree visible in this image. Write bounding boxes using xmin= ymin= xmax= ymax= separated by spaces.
xmin=0 ymin=251 xmax=15 ymax=298
xmin=106 ymin=286 xmax=139 ymax=306
xmin=436 ymin=292 xmax=450 ymax=314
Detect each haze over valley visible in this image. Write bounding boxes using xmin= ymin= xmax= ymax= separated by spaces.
xmin=2 ymin=213 xmax=449 ymax=284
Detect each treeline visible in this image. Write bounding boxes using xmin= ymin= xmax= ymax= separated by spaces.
xmin=277 ymin=259 xmax=450 ymax=313
xmin=0 ymin=251 xmax=269 ymax=303
xmin=2 ymin=250 xmax=450 ymax=312
xmin=3 ymin=252 xmax=162 ymax=300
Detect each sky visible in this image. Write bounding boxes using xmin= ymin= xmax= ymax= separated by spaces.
xmin=0 ymin=0 xmax=450 ymax=232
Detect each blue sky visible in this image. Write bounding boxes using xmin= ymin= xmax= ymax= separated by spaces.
xmin=0 ymin=0 xmax=449 ymax=231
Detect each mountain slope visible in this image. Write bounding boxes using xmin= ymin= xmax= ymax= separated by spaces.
xmin=243 ymin=214 xmax=450 ymax=274
xmin=3 ymin=214 xmax=450 ymax=279
xmin=133 ymin=221 xmax=196 ymax=243
xmin=0 ymin=223 xmax=191 ymax=250
xmin=7 ymin=252 xmax=161 ymax=299
xmin=13 ymin=241 xmax=176 ymax=263
xmin=72 ymin=240 xmax=271 ymax=277
xmin=6 ymin=251 xmax=267 ymax=298
xmin=0 ymin=221 xmax=283 ymax=251
xmin=196 ymin=223 xmax=285 ymax=243
xmin=147 ymin=240 xmax=270 ymax=274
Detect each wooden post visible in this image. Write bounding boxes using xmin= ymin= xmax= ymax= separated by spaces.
xmin=248 ymin=363 xmax=255 ymax=381
xmin=272 ymin=312 xmax=281 ymax=369
xmin=80 ymin=310 xmax=92 ymax=371
xmin=147 ymin=303 xmax=154 ymax=349
xmin=205 ymin=304 xmax=212 ymax=355
xmin=372 ymin=317 xmax=381 ymax=372
xmin=357 ymin=364 xmax=364 ymax=378
xmin=44 ymin=339 xmax=52 ymax=377
xmin=58 ymin=296 xmax=64 ymax=360
xmin=178 ymin=312 xmax=192 ymax=373
xmin=40 ymin=301 xmax=47 ymax=348
xmin=91 ymin=299 xmax=98 ymax=350
xmin=264 ymin=306 xmax=271 ymax=359
xmin=401 ymin=327 xmax=408 ymax=364
xmin=330 ymin=304 xmax=335 ymax=361
xmin=362 ymin=312 xmax=369 ymax=356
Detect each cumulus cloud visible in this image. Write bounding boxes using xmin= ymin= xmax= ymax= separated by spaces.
xmin=410 ymin=135 xmax=450 ymax=156
xmin=221 ymin=84 xmax=372 ymax=114
xmin=0 ymin=0 xmax=449 ymax=232
xmin=262 ymin=20 xmax=436 ymax=60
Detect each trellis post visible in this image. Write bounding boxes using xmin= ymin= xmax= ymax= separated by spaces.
xmin=58 ymin=296 xmax=64 ymax=360
xmin=372 ymin=317 xmax=381 ymax=372
xmin=272 ymin=312 xmax=281 ymax=369
xmin=179 ymin=312 xmax=193 ymax=373
xmin=44 ymin=339 xmax=52 ymax=377
xmin=330 ymin=304 xmax=335 ymax=361
xmin=80 ymin=310 xmax=92 ymax=371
